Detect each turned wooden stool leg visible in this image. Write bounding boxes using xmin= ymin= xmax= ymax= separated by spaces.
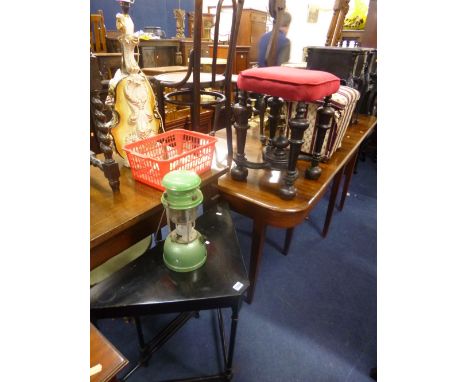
xmin=279 ymin=102 xmax=309 ymax=200
xmin=231 ymin=91 xmax=250 ymax=181
xmin=264 ymin=96 xmax=290 ymax=171
xmin=305 ymin=95 xmax=335 ymax=180
xmin=257 ymin=95 xmax=268 ymax=145
xmin=267 ymin=96 xmax=283 ymax=148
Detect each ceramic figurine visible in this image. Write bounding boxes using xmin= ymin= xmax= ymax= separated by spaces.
xmin=107 ymin=0 xmax=162 ymax=165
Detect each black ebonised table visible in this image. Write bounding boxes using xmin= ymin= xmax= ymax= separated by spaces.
xmin=90 ymin=202 xmax=249 ymax=381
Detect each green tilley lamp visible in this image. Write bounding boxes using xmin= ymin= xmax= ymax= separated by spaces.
xmin=161 ymin=170 xmax=207 ymax=272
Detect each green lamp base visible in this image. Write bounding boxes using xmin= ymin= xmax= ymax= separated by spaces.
xmin=163 ymin=231 xmax=207 ymax=272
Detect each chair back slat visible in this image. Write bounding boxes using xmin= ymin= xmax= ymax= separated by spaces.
xmin=91 ymin=12 xmax=107 ymax=52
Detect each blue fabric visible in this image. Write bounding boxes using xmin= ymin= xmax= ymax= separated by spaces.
xmin=258 ymin=30 xmax=290 ymax=67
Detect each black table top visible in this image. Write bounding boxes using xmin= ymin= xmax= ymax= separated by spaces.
xmin=90 ymin=202 xmax=249 ymax=318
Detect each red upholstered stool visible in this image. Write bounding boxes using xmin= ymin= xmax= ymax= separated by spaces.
xmin=231 ymin=66 xmax=340 ymax=199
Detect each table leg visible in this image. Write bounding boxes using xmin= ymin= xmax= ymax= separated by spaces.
xmin=202 ymin=183 xmax=221 ymax=211
xmin=338 ymin=150 xmax=359 ymax=211
xmin=134 ymin=316 xmax=150 ymax=366
xmin=156 ymin=81 xmax=166 ymax=126
xmin=122 ymin=312 xmax=195 ymax=381
xmin=224 ymin=299 xmax=241 ymax=379
xmin=246 ymin=219 xmax=267 ymax=304
xmin=322 ymin=166 xmax=344 ymax=238
xmin=283 ymin=227 xmax=294 ymax=255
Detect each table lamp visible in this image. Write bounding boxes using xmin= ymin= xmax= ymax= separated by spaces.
xmin=117 ymin=0 xmax=134 ymax=13
xmin=161 ymin=170 xmax=207 ymax=272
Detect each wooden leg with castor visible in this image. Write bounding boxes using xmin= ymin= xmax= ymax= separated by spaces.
xmin=338 ymin=150 xmax=359 ymax=211
xmin=322 ymin=166 xmax=344 ymax=238
xmin=283 ymin=227 xmax=294 ymax=255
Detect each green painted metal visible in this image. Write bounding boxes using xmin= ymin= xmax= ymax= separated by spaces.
xmin=161 ymin=170 xmax=203 ymax=210
xmin=163 ymin=232 xmax=207 ymax=272
xmin=161 ymin=170 xmax=207 ymax=272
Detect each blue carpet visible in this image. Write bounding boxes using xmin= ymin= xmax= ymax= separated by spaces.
xmin=96 ymin=158 xmax=377 ymax=382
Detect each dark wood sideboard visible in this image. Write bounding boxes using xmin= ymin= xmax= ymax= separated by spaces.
xmin=179 ymin=38 xmax=211 ymax=65
xmin=138 ymin=39 xmax=182 ymax=67
xmin=209 ymin=45 xmax=250 ymax=74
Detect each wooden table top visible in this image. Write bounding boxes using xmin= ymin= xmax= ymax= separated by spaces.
xmin=200 ymin=57 xmax=228 ymax=64
xmin=93 ymin=52 xmax=122 ymax=58
xmin=138 ymin=39 xmax=181 ymax=47
xmin=90 ymin=151 xmax=228 ymax=269
xmin=216 ymin=115 xmax=377 ymax=226
xmin=154 ymin=71 xmax=225 ymax=85
xmin=90 ymin=324 xmax=128 ymax=382
xmin=142 ymin=66 xmax=188 ymax=76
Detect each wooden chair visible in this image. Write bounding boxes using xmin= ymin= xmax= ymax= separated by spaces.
xmin=150 ymin=0 xmax=244 ymax=157
xmin=90 ymin=53 xmax=120 ymax=192
xmin=91 ymin=10 xmax=122 ymax=80
xmin=325 ymin=0 xmax=350 ymax=47
xmin=90 ymin=10 xmax=107 ymax=53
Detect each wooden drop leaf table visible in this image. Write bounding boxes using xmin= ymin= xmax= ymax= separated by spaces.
xmin=214 ymin=114 xmax=377 ymax=303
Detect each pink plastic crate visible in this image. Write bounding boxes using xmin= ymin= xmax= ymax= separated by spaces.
xmin=123 ymin=129 xmax=217 ymax=191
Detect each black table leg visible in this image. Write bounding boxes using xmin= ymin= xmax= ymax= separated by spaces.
xmin=225 ymin=300 xmax=241 ymax=379
xmin=121 ymin=312 xmax=196 ymax=381
xmin=134 ymin=316 xmax=149 ymax=366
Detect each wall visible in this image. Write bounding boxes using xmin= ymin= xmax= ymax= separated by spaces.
xmin=202 ymin=0 xmax=269 ymax=13
xmin=202 ymin=0 xmax=334 ymax=63
xmin=90 ymin=0 xmax=194 ymax=38
xmin=286 ymin=0 xmax=334 ymax=63
xmin=91 ymin=0 xmax=334 ymax=63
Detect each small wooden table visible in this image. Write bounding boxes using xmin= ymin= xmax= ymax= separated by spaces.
xmin=215 ymin=114 xmax=377 ymax=303
xmin=93 ymin=53 xmax=122 ymax=80
xmin=90 ymin=324 xmax=128 ymax=382
xmin=90 ymin=154 xmax=228 ymax=270
xmin=92 ymin=52 xmax=140 ymax=80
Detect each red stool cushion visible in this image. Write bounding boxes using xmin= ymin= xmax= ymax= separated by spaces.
xmin=237 ymin=66 xmax=340 ymax=102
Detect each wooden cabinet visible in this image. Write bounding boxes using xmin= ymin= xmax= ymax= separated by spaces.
xmin=237 ymin=9 xmax=267 ymax=64
xmin=179 ymin=39 xmax=211 ymax=66
xmin=208 ymin=45 xmax=250 ymax=74
xmin=187 ymin=12 xmax=214 ymax=40
xmin=138 ymin=39 xmax=180 ymax=68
